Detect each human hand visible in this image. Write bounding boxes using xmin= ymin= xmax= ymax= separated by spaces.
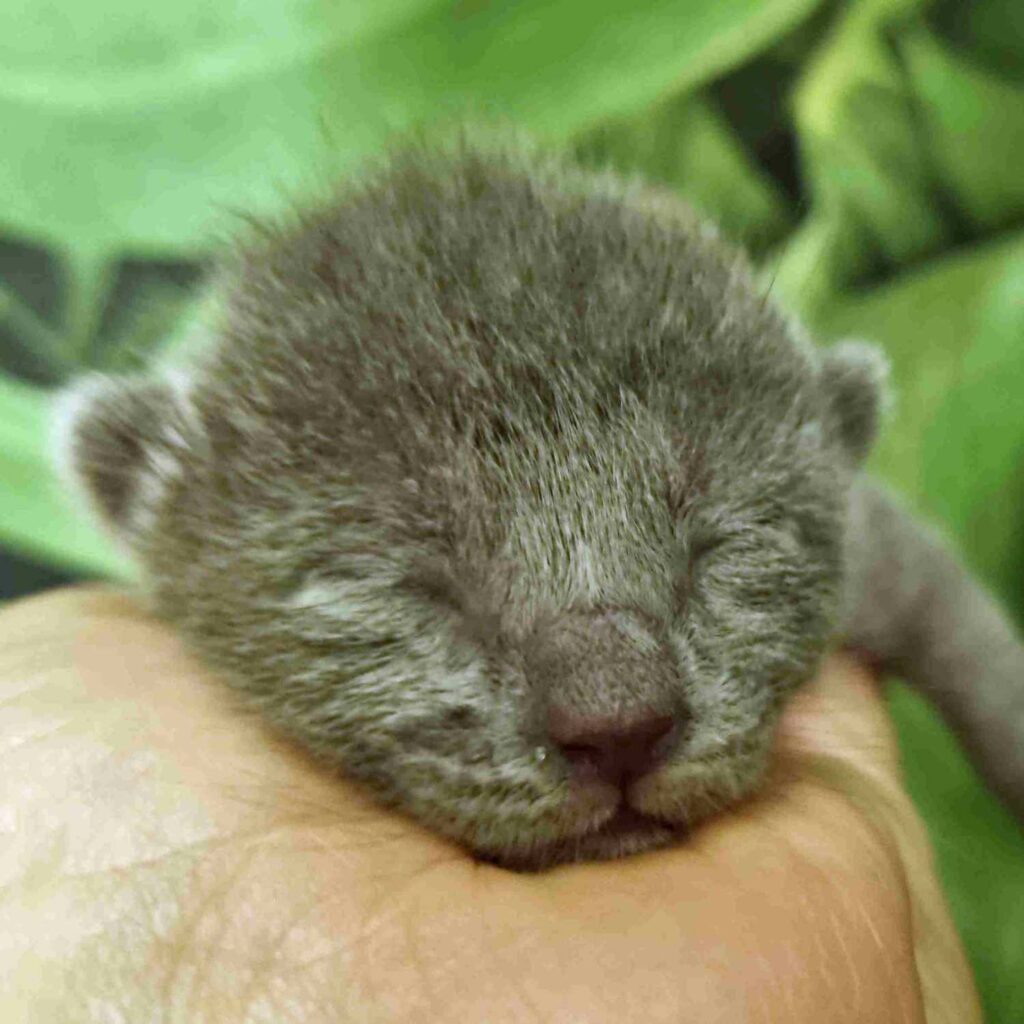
xmin=1 ymin=587 xmax=979 ymax=1023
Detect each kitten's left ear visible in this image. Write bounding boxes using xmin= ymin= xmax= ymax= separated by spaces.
xmin=820 ymin=339 xmax=890 ymax=464
xmin=51 ymin=373 xmax=195 ymax=544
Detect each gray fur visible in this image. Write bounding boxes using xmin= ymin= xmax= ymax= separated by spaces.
xmin=55 ymin=141 xmax=1024 ymax=866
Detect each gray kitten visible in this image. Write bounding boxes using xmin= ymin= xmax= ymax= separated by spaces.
xmin=55 ymin=141 xmax=1024 ymax=868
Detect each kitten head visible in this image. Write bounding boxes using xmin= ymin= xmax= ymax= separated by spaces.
xmin=56 ymin=146 xmax=887 ymax=867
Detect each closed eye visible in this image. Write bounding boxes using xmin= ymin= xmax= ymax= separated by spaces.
xmin=673 ymin=531 xmax=725 ymax=610
xmin=402 ymin=562 xmax=465 ymax=614
xmin=688 ymin=533 xmax=725 ymax=567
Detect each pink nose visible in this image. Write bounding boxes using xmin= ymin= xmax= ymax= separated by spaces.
xmin=547 ymin=707 xmax=676 ymax=786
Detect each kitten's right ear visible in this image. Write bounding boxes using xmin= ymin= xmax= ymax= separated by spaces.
xmin=820 ymin=339 xmax=891 ymax=465
xmin=52 ymin=374 xmax=194 ymax=541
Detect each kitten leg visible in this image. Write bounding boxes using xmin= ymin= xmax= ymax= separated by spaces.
xmin=842 ymin=480 xmax=1024 ymax=820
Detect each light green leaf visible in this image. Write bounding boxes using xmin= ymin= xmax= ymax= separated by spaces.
xmin=0 ymin=0 xmax=824 ymax=257
xmin=767 ymin=207 xmax=865 ymax=319
xmin=0 ymin=0 xmax=825 ymax=380
xmin=0 ymin=0 xmax=440 ymax=253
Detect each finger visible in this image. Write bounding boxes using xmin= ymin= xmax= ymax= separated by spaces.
xmin=758 ymin=657 xmax=980 ymax=1024
xmin=775 ymin=652 xmax=903 ymax=779
xmin=0 ymin=588 xmax=979 ymax=1024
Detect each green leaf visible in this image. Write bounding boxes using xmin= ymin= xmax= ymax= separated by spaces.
xmin=778 ymin=8 xmax=1024 ymax=322
xmin=901 ymin=25 xmax=1024 ymax=231
xmin=918 ymin=248 xmax=1024 ymax=616
xmin=817 ymin=233 xmax=1024 ymax=1024
xmin=0 ymin=0 xmax=824 ymax=258
xmin=766 ymin=206 xmax=867 ymax=319
xmin=817 ymin=228 xmax=1024 ymax=579
xmin=0 ymin=278 xmax=74 ymax=381
xmin=888 ymin=680 xmax=1024 ymax=1024
xmin=0 ymin=372 xmax=132 ymax=578
xmin=775 ymin=0 xmax=946 ymax=316
xmin=0 ymin=0 xmax=824 ymax=379
xmin=0 ymin=0 xmax=440 ymax=253
xmin=573 ymin=93 xmax=791 ymax=252
xmin=389 ymin=0 xmax=826 ymax=137
xmin=928 ymin=0 xmax=1024 ymax=82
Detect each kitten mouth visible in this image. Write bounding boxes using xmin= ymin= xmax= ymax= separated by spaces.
xmin=593 ymin=804 xmax=674 ymax=838
xmin=480 ymin=801 xmax=681 ymax=870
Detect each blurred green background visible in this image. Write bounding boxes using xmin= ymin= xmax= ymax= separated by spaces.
xmin=1 ymin=0 xmax=1021 ymax=1015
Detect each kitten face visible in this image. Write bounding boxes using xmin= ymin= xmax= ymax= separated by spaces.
xmin=57 ymin=144 xmax=882 ymax=867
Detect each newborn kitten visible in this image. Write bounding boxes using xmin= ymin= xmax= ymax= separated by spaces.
xmin=54 ymin=141 xmax=1024 ymax=868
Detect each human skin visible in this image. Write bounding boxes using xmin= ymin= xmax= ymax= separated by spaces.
xmin=0 ymin=587 xmax=979 ymax=1023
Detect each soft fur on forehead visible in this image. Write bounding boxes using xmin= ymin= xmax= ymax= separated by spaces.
xmin=210 ymin=143 xmax=822 ymax=445
xmin=183 ymin=147 xmax=826 ymax=526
